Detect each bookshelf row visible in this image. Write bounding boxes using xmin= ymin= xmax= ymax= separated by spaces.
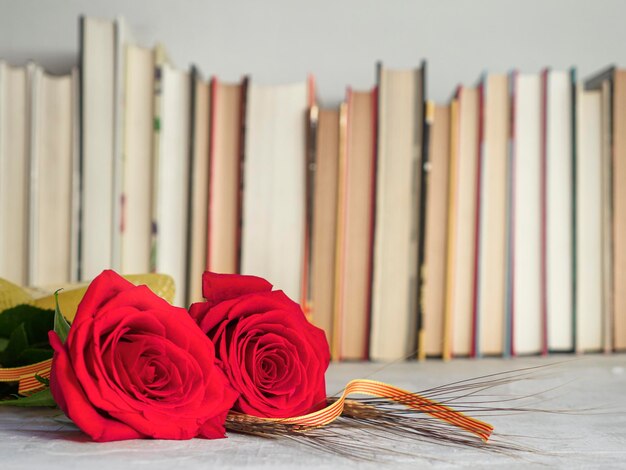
xmin=0 ymin=15 xmax=624 ymax=361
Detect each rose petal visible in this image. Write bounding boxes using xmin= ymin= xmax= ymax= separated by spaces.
xmin=201 ymin=272 xmax=272 ymax=310
xmin=48 ymin=332 xmax=144 ymax=442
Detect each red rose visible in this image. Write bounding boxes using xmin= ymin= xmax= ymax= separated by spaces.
xmin=189 ymin=272 xmax=330 ymax=418
xmin=48 ymin=270 xmax=237 ymax=442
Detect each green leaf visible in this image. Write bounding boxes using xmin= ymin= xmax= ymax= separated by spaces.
xmin=15 ymin=347 xmax=53 ymax=365
xmin=34 ymin=374 xmax=50 ymax=387
xmin=0 ymin=387 xmax=56 ymax=407
xmin=53 ymin=290 xmax=70 ymax=343
xmin=0 ymin=323 xmax=29 ymax=367
xmin=0 ymin=337 xmax=8 ymax=352
xmin=0 ymin=305 xmax=54 ymax=343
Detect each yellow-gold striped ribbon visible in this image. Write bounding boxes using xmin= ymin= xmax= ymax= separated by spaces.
xmin=229 ymin=379 xmax=493 ymax=442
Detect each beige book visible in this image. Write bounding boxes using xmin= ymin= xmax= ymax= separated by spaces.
xmin=310 ymin=107 xmax=340 ymax=346
xmin=450 ymin=86 xmax=479 ymax=357
xmin=545 ymin=70 xmax=574 ymax=352
xmin=423 ymin=104 xmax=451 ymax=357
xmin=443 ymin=98 xmax=460 ymax=360
xmin=613 ymin=71 xmax=626 ymax=350
xmin=80 ymin=16 xmax=125 ymax=279
xmin=207 ymin=79 xmax=244 ymax=274
xmin=155 ymin=64 xmax=191 ymax=306
xmin=576 ymin=85 xmax=603 ymax=352
xmin=29 ymin=66 xmax=77 ymax=286
xmin=241 ymin=82 xmax=308 ymax=301
xmin=187 ymin=73 xmax=211 ymax=303
xmin=121 ymin=45 xmax=154 ymax=275
xmin=370 ymin=64 xmax=423 ymax=361
xmin=512 ymin=73 xmax=543 ymax=356
xmin=335 ymin=91 xmax=376 ymax=360
xmin=477 ymin=74 xmax=509 ymax=356
xmin=0 ymin=62 xmax=29 ymax=285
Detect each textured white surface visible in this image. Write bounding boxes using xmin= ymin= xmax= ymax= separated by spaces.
xmin=1 ymin=356 xmax=625 ymax=469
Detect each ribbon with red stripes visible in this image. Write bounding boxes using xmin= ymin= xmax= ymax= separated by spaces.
xmin=0 ymin=358 xmax=52 ymax=395
xmin=229 ymin=378 xmax=493 ymax=442
xmin=1 ymin=362 xmax=493 ymax=441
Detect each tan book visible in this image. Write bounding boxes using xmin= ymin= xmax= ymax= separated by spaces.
xmin=370 ymin=63 xmax=424 ymax=361
xmin=477 ymin=74 xmax=509 ymax=356
xmin=207 ymin=79 xmax=245 ymax=275
xmin=186 ymin=71 xmax=210 ymax=304
xmin=422 ymin=104 xmax=451 ymax=357
xmin=450 ymin=86 xmax=479 ymax=357
xmin=0 ymin=62 xmax=29 ymax=286
xmin=310 ymin=107 xmax=340 ymax=347
xmin=443 ymin=97 xmax=460 ymax=360
xmin=335 ymin=90 xmax=376 ymax=360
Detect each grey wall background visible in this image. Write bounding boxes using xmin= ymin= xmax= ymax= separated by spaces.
xmin=1 ymin=0 xmax=625 ymax=105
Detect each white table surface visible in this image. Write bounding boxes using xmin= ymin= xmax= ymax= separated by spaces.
xmin=1 ymin=355 xmax=625 ymax=469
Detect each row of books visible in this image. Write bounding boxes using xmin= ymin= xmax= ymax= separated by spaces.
xmin=0 ymin=15 xmax=624 ymax=360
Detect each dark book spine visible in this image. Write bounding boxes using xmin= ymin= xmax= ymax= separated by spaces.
xmin=570 ymin=67 xmax=578 ymax=352
xmin=77 ymin=15 xmax=85 ymax=282
xmin=302 ymin=103 xmax=319 ymax=316
xmin=184 ymin=66 xmax=198 ymax=307
xmin=416 ymin=61 xmax=431 ymax=361
xmin=206 ymin=77 xmax=217 ymax=270
xmin=235 ymin=76 xmax=249 ymax=274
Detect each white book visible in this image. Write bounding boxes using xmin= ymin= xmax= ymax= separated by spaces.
xmin=29 ymin=66 xmax=77 ymax=286
xmin=121 ymin=44 xmax=154 ymax=274
xmin=545 ymin=70 xmax=574 ymax=351
xmin=450 ymin=85 xmax=479 ymax=357
xmin=80 ymin=16 xmax=116 ymax=280
xmin=370 ymin=65 xmax=423 ymax=361
xmin=513 ymin=73 xmax=543 ymax=355
xmin=477 ymin=74 xmax=509 ymax=356
xmin=187 ymin=71 xmax=210 ymax=304
xmin=155 ymin=64 xmax=191 ymax=306
xmin=0 ymin=62 xmax=29 ymax=285
xmin=576 ymin=86 xmax=603 ymax=352
xmin=241 ymin=81 xmax=308 ymax=301
xmin=112 ymin=17 xmax=135 ymax=272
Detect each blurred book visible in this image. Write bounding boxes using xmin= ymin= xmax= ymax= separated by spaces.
xmin=207 ymin=77 xmax=247 ymax=275
xmin=241 ymin=80 xmax=310 ymax=301
xmin=542 ymin=68 xmax=575 ymax=352
xmin=575 ymin=83 xmax=603 ymax=352
xmin=370 ymin=62 xmax=425 ymax=361
xmin=422 ymin=102 xmax=451 ymax=358
xmin=186 ymin=68 xmax=211 ymax=304
xmin=334 ymin=89 xmax=377 ymax=361
xmin=511 ymin=72 xmax=543 ymax=356
xmin=154 ymin=63 xmax=191 ymax=306
xmin=449 ymin=84 xmax=479 ymax=358
xmin=28 ymin=65 xmax=78 ymax=287
xmin=476 ymin=73 xmax=509 ymax=357
xmin=0 ymin=62 xmax=30 ymax=286
xmin=308 ymin=105 xmax=340 ymax=350
xmin=121 ymin=44 xmax=154 ymax=275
